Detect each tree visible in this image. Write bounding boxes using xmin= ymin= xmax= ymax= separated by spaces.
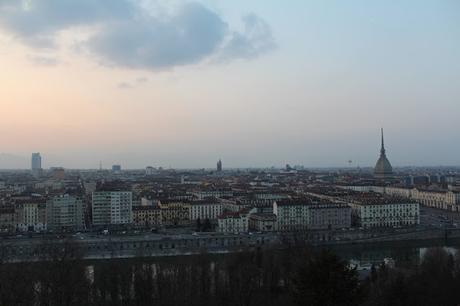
xmin=408 ymin=247 xmax=457 ymax=306
xmin=35 ymin=239 xmax=90 ymax=306
xmin=202 ymin=219 xmax=212 ymax=232
xmin=292 ymin=250 xmax=363 ymax=306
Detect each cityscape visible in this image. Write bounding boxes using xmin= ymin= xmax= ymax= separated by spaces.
xmin=1 ymin=130 xmax=460 ymax=304
xmin=1 ymin=131 xmax=460 ymax=259
xmin=1 ymin=1 xmax=460 ymax=305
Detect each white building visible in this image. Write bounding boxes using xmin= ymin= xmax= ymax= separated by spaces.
xmin=16 ymin=202 xmax=47 ymax=232
xmin=446 ymin=191 xmax=460 ymax=212
xmin=192 ymin=189 xmax=233 ymax=200
xmin=384 ymin=186 xmax=459 ymax=212
xmin=219 ymin=198 xmax=243 ymax=212
xmin=273 ymin=200 xmax=310 ymax=231
xmin=237 ymin=193 xmax=290 ymax=212
xmin=348 ymin=195 xmax=419 ymax=228
xmin=273 ymin=199 xmax=351 ymax=231
xmin=384 ymin=186 xmax=412 ymax=198
xmin=254 ymin=193 xmax=290 ymax=201
xmin=411 ymin=189 xmax=446 ymax=210
xmin=46 ymin=195 xmax=85 ymax=230
xmin=145 ymin=166 xmax=156 ymax=176
xmin=92 ymin=191 xmax=132 ymax=226
xmin=190 ymin=199 xmax=223 ymax=221
xmin=140 ymin=197 xmax=156 ymax=207
xmin=13 ymin=184 xmax=27 ymax=194
xmin=249 ymin=213 xmax=277 ymax=232
xmin=340 ymin=185 xmax=460 ymax=212
xmin=217 ymin=210 xmax=249 ymax=233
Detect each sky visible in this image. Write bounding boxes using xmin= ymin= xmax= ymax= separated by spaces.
xmin=0 ymin=0 xmax=459 ymax=169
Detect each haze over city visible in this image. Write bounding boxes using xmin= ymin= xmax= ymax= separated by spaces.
xmin=1 ymin=0 xmax=459 ymax=169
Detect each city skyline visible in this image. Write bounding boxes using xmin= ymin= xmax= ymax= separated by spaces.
xmin=0 ymin=127 xmax=460 ymax=169
xmin=1 ymin=0 xmax=459 ymax=168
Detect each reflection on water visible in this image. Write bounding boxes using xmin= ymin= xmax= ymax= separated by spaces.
xmin=419 ymin=247 xmax=457 ymax=258
xmin=83 ymin=243 xmax=460 ymax=282
xmin=340 ymin=245 xmax=459 ymax=273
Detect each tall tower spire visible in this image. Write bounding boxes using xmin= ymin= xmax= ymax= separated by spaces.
xmin=374 ymin=127 xmax=393 ymax=179
xmin=380 ymin=128 xmax=385 ymax=155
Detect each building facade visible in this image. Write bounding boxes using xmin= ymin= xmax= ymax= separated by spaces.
xmin=16 ymin=201 xmax=47 ymax=232
xmin=46 ymin=194 xmax=85 ymax=230
xmin=92 ymin=191 xmax=132 ymax=226
xmin=308 ymin=203 xmax=351 ymax=230
xmin=341 ymin=185 xmax=460 ymax=212
xmin=217 ymin=210 xmax=249 ymax=233
xmin=192 ymin=189 xmax=233 ymax=200
xmin=132 ymin=206 xmax=162 ymax=228
xmin=0 ymin=206 xmax=15 ymax=232
xmin=189 ymin=199 xmax=223 ymax=221
xmin=273 ymin=200 xmax=310 ymax=231
xmin=274 ymin=199 xmax=351 ymax=231
xmin=249 ymin=213 xmax=277 ymax=232
xmin=349 ymin=196 xmax=420 ymax=228
xmin=158 ymin=200 xmax=190 ymax=226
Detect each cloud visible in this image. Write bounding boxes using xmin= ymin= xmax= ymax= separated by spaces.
xmin=117 ymin=82 xmax=133 ymax=89
xmin=28 ymin=55 xmax=60 ymax=66
xmin=0 ymin=0 xmax=133 ymax=48
xmin=136 ymin=77 xmax=148 ymax=83
xmin=86 ymin=2 xmax=227 ymax=69
xmin=220 ymin=14 xmax=276 ymax=60
xmin=117 ymin=76 xmax=149 ymax=89
xmin=0 ymin=0 xmax=275 ymax=70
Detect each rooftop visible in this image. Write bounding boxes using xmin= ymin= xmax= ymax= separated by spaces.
xmin=249 ymin=213 xmax=277 ymax=221
xmin=345 ymin=193 xmax=416 ymax=205
xmin=218 ymin=209 xmax=249 ymax=219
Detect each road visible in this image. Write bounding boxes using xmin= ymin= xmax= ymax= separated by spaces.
xmin=420 ymin=206 xmax=460 ymax=228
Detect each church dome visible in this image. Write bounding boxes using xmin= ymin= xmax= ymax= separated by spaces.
xmin=374 ymin=128 xmax=393 ymax=178
xmin=374 ymin=155 xmax=393 ymax=176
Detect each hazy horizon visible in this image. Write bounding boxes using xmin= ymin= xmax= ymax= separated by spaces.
xmin=1 ymin=0 xmax=459 ymax=169
xmin=1 ymin=151 xmax=460 ymax=170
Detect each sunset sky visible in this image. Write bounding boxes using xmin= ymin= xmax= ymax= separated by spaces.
xmin=0 ymin=0 xmax=459 ymax=169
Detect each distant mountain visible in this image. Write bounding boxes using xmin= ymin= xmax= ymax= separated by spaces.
xmin=0 ymin=153 xmax=28 ymax=169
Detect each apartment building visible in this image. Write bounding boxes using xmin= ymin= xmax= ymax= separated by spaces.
xmin=341 ymin=185 xmax=460 ymax=212
xmin=189 ymin=199 xmax=223 ymax=221
xmin=46 ymin=194 xmax=85 ymax=230
xmin=158 ymin=200 xmax=190 ymax=226
xmin=132 ymin=206 xmax=162 ymax=228
xmin=308 ymin=203 xmax=351 ymax=230
xmin=92 ymin=191 xmax=132 ymax=226
xmin=273 ymin=199 xmax=310 ymax=231
xmin=191 ymin=189 xmax=233 ymax=200
xmin=249 ymin=213 xmax=277 ymax=232
xmin=347 ymin=194 xmax=419 ymax=228
xmin=217 ymin=209 xmax=249 ymax=233
xmin=16 ymin=201 xmax=47 ymax=232
xmin=0 ymin=206 xmax=15 ymax=232
xmin=273 ymin=198 xmax=352 ymax=231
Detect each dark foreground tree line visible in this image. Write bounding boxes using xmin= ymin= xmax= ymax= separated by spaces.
xmin=0 ymin=241 xmax=460 ymax=306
